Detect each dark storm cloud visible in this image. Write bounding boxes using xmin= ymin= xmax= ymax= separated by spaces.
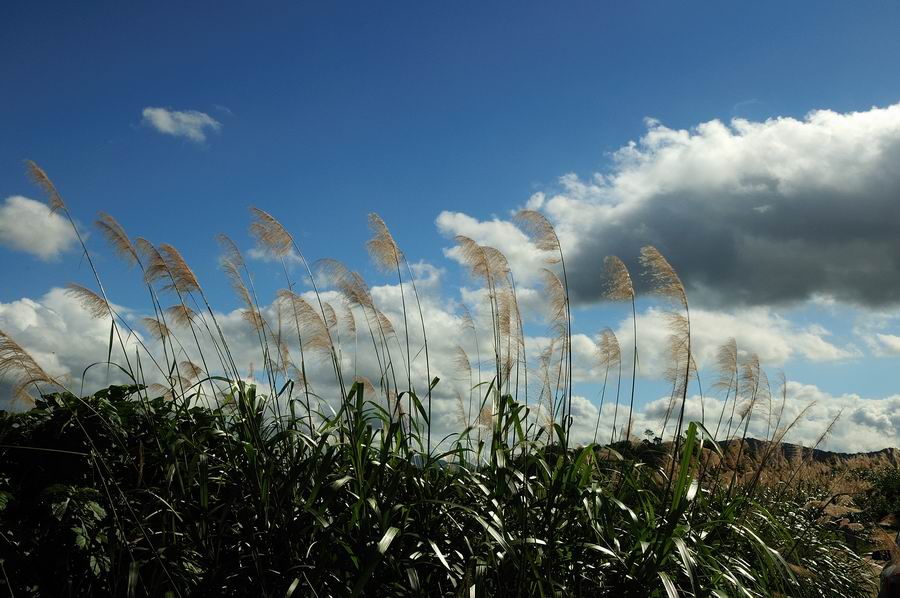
xmin=540 ymin=105 xmax=900 ymax=308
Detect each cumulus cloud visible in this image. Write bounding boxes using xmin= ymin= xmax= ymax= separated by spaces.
xmin=2 ymin=281 xmax=893 ymax=452
xmin=439 ymin=103 xmax=900 ymax=308
xmin=605 ymin=306 xmax=858 ymax=380
xmin=0 ymin=288 xmax=140 ymax=397
xmin=577 ymin=381 xmax=900 ymax=453
xmin=142 ymin=107 xmax=221 ymax=142
xmin=0 ymin=196 xmax=77 ymax=260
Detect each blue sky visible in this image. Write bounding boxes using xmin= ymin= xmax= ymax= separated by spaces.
xmin=2 ymin=2 xmax=900 ymax=450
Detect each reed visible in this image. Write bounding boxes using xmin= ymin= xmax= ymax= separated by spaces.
xmin=0 ymin=163 xmax=878 ymax=597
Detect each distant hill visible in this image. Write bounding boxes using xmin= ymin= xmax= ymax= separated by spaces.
xmin=712 ymin=438 xmax=900 ymax=469
xmin=694 ymin=438 xmax=900 ymax=487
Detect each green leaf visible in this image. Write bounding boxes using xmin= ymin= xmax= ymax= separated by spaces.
xmin=285 ymin=578 xmax=301 ymax=598
xmin=658 ymin=571 xmax=679 ymax=598
xmin=377 ymin=526 xmax=399 ymax=555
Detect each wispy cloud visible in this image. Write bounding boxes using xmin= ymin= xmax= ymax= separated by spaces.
xmin=0 ymin=196 xmax=77 ymax=260
xmin=142 ymin=107 xmax=221 ymax=143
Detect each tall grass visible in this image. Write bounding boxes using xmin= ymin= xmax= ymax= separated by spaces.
xmin=0 ymin=164 xmax=877 ymax=596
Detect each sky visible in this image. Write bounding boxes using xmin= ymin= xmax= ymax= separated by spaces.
xmin=2 ymin=2 xmax=900 ymax=452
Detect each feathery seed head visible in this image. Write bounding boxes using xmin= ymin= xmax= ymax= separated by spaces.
xmin=159 ymin=244 xmax=201 ymax=294
xmin=604 ymin=256 xmax=634 ymax=301
xmin=639 ymin=246 xmax=687 ymax=308
xmin=596 ymin=328 xmax=621 ymax=370
xmin=142 ymin=317 xmax=171 ymax=340
xmin=0 ymin=329 xmax=62 ymax=402
xmin=65 ymin=283 xmax=111 ymax=319
xmin=249 ymin=207 xmax=293 ymax=257
xmin=515 ymin=209 xmax=561 ymax=260
xmin=166 ymin=304 xmax=197 ymax=327
xmin=25 ymin=160 xmax=66 ymax=213
xmin=96 ymin=212 xmax=138 ymax=267
xmin=366 ymin=213 xmax=403 ymax=272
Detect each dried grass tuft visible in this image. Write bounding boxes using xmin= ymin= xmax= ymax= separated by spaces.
xmin=25 ymin=160 xmax=66 ymax=213
xmin=65 ymin=283 xmax=111 ymax=319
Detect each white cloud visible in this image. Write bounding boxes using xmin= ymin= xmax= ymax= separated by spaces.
xmin=0 ymin=288 xmax=140 ymax=392
xmin=0 ymin=196 xmax=77 ymax=260
xmin=874 ymin=333 xmax=900 ymax=355
xmin=142 ymin=107 xmax=221 ymax=142
xmin=438 ymin=102 xmax=900 ymax=308
xmin=1 ymin=283 xmax=895 ymax=453
xmin=436 ymin=211 xmax=548 ymax=286
xmin=606 ymin=306 xmax=858 ymax=380
xmin=577 ymin=381 xmax=900 ymax=453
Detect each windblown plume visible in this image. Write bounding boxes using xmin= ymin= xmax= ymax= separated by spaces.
xmin=497 ymin=286 xmax=513 ymax=339
xmin=135 ymin=239 xmax=171 ymax=287
xmin=738 ymin=354 xmax=770 ymax=419
xmin=460 ymin=306 xmax=476 ymax=332
xmin=604 ymin=256 xmax=634 ymax=301
xmin=277 ymin=289 xmax=332 ymax=355
xmin=288 ymin=362 xmax=313 ymax=392
xmin=713 ymin=338 xmax=739 ymax=393
xmin=249 ymin=207 xmax=293 ymax=258
xmin=455 ymin=392 xmax=468 ymax=426
xmin=146 ymin=383 xmax=175 ymax=402
xmin=159 ymin=244 xmax=201 ymax=294
xmin=482 ymin=246 xmax=511 ymax=281
xmin=366 ymin=213 xmax=402 ymax=272
xmin=0 ymin=329 xmax=62 ymax=402
xmin=342 ymin=303 xmax=357 ymax=335
xmin=166 ymin=304 xmax=197 ymax=327
xmin=65 ymin=283 xmax=111 ymax=319
xmin=596 ymin=328 xmax=621 ymax=371
xmin=317 ymin=259 xmax=374 ymax=308
xmin=375 ymin=309 xmax=396 ymax=337
xmin=541 ymin=269 xmax=567 ymax=336
xmin=639 ymin=246 xmax=687 ymax=308
xmin=96 ymin=212 xmax=138 ymax=267
xmin=220 ymin=257 xmax=253 ymax=308
xmin=241 ymin=308 xmax=267 ymax=331
xmin=476 ymin=405 xmax=493 ymax=429
xmin=536 ymin=339 xmax=561 ymax=425
xmin=142 ymin=317 xmax=171 ymax=340
xmin=663 ymin=335 xmax=696 ymax=392
xmin=515 ymin=209 xmax=561 ymax=262
xmin=453 ymin=346 xmax=472 ymax=380
xmin=216 ymin=234 xmax=246 ymax=270
xmin=353 ymin=376 xmax=377 ymax=399
xmin=275 ymin=339 xmax=291 ymax=377
xmin=454 ymin=236 xmax=493 ymax=284
xmin=322 ymin=302 xmax=338 ymax=331
xmin=179 ymin=360 xmax=204 ymax=381
xmin=24 ymin=160 xmax=66 ymax=213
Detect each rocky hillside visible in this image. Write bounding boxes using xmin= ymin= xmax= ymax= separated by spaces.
xmin=714 ymin=438 xmax=900 ymax=469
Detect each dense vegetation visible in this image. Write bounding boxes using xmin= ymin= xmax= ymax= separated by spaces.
xmin=0 ymin=385 xmax=877 ymax=596
xmin=0 ymin=162 xmax=884 ymax=595
xmin=866 ymin=467 xmax=900 ymax=523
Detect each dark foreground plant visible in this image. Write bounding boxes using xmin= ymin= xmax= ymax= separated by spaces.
xmin=0 ymin=385 xmax=876 ymax=597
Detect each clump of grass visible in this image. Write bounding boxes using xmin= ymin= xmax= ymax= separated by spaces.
xmin=0 ymin=163 xmax=879 ymax=597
